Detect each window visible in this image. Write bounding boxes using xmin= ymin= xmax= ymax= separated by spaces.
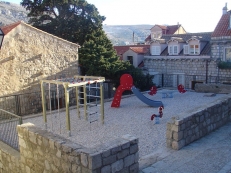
xmin=183 ymin=45 xmax=189 ymax=54
xmin=151 ymin=46 xmax=160 ymax=55
xmin=224 ymin=47 xmax=231 ymax=62
xmin=127 ymin=56 xmax=133 ymax=65
xmin=189 ymin=44 xmax=200 ymax=55
xmin=168 ymin=45 xmax=178 ymax=55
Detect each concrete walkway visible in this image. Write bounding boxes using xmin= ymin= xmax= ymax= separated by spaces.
xmin=139 ymin=122 xmax=231 ymax=173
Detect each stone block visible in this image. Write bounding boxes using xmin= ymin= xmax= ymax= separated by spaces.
xmin=111 ymin=159 xmax=123 ymax=173
xmin=171 ymin=125 xmax=180 ymax=132
xmin=101 ymin=165 xmax=111 ymax=173
xmin=124 ymin=154 xmax=135 ymax=167
xmin=122 ymin=134 xmax=138 ymax=145
xmin=103 ymin=154 xmax=116 ymax=165
xmin=101 ymin=149 xmax=111 ymax=158
xmin=173 ymin=131 xmax=183 ymax=141
xmin=117 ymin=149 xmax=129 ymax=159
xmin=166 ymin=130 xmax=172 ymax=139
xmin=111 ymin=146 xmax=121 ymax=155
xmin=130 ymin=144 xmax=138 ymax=154
xmin=121 ymin=142 xmax=130 ymax=149
xmin=88 ymin=152 xmax=102 ymax=170
xmin=130 ymin=162 xmax=139 ymax=173
xmin=81 ymin=153 xmax=88 ymax=167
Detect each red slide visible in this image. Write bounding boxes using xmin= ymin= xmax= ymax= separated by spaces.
xmin=111 ymin=74 xmax=133 ymax=107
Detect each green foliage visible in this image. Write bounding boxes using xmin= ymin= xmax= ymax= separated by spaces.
xmin=20 ymin=0 xmax=152 ymax=89
xmin=21 ymin=0 xmax=105 ymax=45
xmin=217 ymin=61 xmax=231 ymax=69
xmin=79 ymin=28 xmax=131 ymax=79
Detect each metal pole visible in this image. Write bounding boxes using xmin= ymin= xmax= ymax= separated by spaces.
xmin=64 ymin=84 xmax=71 ymax=136
xmin=83 ymin=85 xmax=88 ymax=121
xmin=100 ymin=83 xmax=104 ymax=124
xmin=76 ymin=86 xmax=80 ymax=119
xmin=41 ymin=81 xmax=47 ymax=129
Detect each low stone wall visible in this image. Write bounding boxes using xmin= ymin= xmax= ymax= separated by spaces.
xmin=195 ymin=83 xmax=231 ymax=94
xmin=0 ymin=141 xmax=20 ymax=173
xmin=166 ymin=94 xmax=231 ymax=150
xmin=0 ymin=123 xmax=139 ymax=173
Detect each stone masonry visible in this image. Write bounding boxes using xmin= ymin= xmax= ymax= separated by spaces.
xmin=144 ymin=57 xmax=231 ymax=88
xmin=0 ymin=22 xmax=79 ymax=96
xmin=166 ymin=94 xmax=231 ymax=150
xmin=0 ymin=123 xmax=139 ymax=173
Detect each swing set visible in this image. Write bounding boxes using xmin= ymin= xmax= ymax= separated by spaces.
xmin=40 ymin=75 xmax=105 ymax=136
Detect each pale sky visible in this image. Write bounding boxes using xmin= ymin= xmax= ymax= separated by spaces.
xmin=8 ymin=0 xmax=229 ymax=33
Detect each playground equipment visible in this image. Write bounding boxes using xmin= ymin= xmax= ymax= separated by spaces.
xmin=178 ymin=84 xmax=187 ymax=93
xmin=111 ymin=74 xmax=163 ymax=108
xmin=148 ymin=86 xmax=157 ymax=96
xmin=151 ymin=106 xmax=164 ymax=124
xmin=40 ymin=75 xmax=105 ymax=136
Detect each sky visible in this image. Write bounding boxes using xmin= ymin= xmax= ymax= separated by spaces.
xmin=8 ymin=0 xmax=229 ymax=33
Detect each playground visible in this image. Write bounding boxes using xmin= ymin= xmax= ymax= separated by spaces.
xmin=24 ymin=84 xmax=228 ymax=157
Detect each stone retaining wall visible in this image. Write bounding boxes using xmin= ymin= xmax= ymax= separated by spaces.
xmin=0 ymin=123 xmax=139 ymax=173
xmin=166 ymin=94 xmax=231 ymax=150
xmin=144 ymin=57 xmax=231 ymax=88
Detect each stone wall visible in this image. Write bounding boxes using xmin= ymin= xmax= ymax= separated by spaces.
xmin=0 ymin=123 xmax=139 ymax=173
xmin=144 ymin=57 xmax=231 ymax=88
xmin=166 ymin=94 xmax=231 ymax=150
xmin=0 ymin=22 xmax=79 ymax=96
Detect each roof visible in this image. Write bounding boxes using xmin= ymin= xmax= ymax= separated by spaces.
xmin=114 ymin=45 xmax=150 ymax=59
xmin=0 ymin=21 xmax=21 ymax=35
xmin=146 ymin=24 xmax=182 ymax=42
xmin=161 ymin=32 xmax=212 ymax=42
xmin=212 ymin=12 xmax=231 ymax=37
xmin=129 ymin=47 xmax=149 ymax=54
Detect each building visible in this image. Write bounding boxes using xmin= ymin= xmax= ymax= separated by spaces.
xmin=143 ymin=4 xmax=231 ymax=89
xmin=0 ymin=21 xmax=80 ymax=96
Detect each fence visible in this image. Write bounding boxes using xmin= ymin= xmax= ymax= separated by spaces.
xmin=0 ymin=81 xmax=115 ymax=117
xmin=0 ymin=109 xmax=22 ymax=150
xmin=152 ymin=73 xmax=231 ymax=89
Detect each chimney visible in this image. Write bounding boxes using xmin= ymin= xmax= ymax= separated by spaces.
xmin=223 ymin=3 xmax=228 ymax=15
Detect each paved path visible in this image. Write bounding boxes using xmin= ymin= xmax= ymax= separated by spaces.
xmin=139 ymin=122 xmax=231 ymax=173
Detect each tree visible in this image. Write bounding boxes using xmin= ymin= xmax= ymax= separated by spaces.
xmin=21 ymin=0 xmax=105 ymax=45
xmin=79 ymin=28 xmax=131 ymax=79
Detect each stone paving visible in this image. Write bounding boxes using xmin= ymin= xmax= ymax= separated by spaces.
xmin=139 ymin=122 xmax=231 ymax=173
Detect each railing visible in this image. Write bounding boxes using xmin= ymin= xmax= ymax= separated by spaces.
xmin=0 ymin=109 xmax=23 ymax=150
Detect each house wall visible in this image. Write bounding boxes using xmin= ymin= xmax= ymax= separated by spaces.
xmin=144 ymin=57 xmax=220 ymax=88
xmin=0 ymin=22 xmax=79 ymax=96
xmin=0 ymin=123 xmax=139 ymax=173
xmin=173 ymin=26 xmax=186 ymax=34
xmin=150 ymin=26 xmax=162 ymax=39
xmin=123 ymin=50 xmax=140 ymax=67
xmin=211 ymin=38 xmax=231 ymax=60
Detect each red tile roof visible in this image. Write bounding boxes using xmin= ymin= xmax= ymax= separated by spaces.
xmin=146 ymin=24 xmax=182 ymax=42
xmin=0 ymin=21 xmax=21 ymax=35
xmin=114 ymin=45 xmax=149 ymax=60
xmin=212 ymin=12 xmax=231 ymax=37
xmin=129 ymin=47 xmax=148 ymax=54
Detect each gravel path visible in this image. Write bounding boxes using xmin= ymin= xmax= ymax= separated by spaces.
xmin=23 ymin=89 xmax=228 ymax=157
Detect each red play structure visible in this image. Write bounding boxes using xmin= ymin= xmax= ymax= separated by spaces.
xmin=111 ymin=74 xmax=133 ymax=107
xmin=111 ymin=74 xmax=163 ymax=108
xmin=178 ymin=84 xmax=187 ymax=93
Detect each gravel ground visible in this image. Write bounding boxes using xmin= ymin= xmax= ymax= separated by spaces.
xmin=23 ymin=89 xmax=228 ymax=157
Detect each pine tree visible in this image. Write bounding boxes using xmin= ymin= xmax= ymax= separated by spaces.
xmin=79 ymin=28 xmax=131 ymax=79
xmin=21 ymin=0 xmax=105 ymax=45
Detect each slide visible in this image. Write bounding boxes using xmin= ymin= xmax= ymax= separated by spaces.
xmin=111 ymin=74 xmax=163 ymax=108
xmin=131 ymin=86 xmax=163 ymax=107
